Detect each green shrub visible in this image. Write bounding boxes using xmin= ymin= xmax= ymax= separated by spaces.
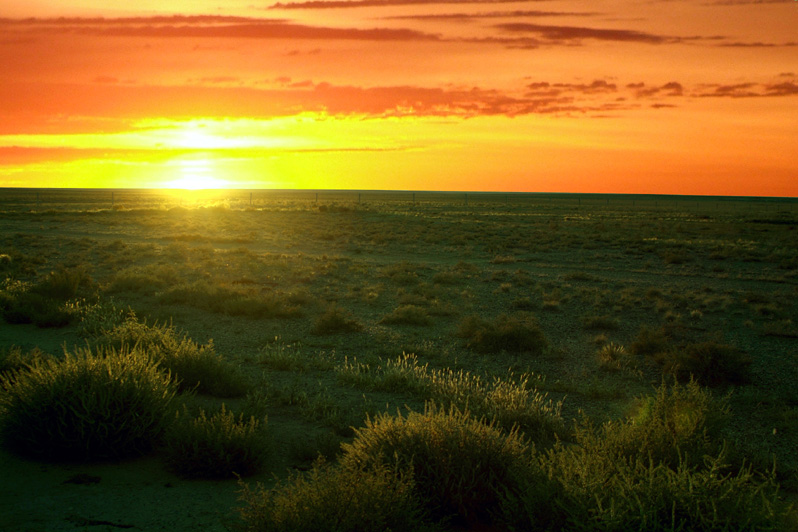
xmin=162 ymin=405 xmax=268 ymax=479
xmin=311 ymin=305 xmax=363 ymax=335
xmin=0 ymin=346 xmax=176 ymax=461
xmin=379 ymin=304 xmax=433 ymax=326
xmin=0 ymin=346 xmax=53 ymax=382
xmin=582 ymin=314 xmax=620 ymax=330
xmin=238 ymin=459 xmax=429 ymax=532
xmin=525 ymin=382 xmax=795 ymax=531
xmin=457 ymin=314 xmax=547 ymax=355
xmin=658 ymin=342 xmax=752 ymax=387
xmin=98 ymin=316 xmax=249 ymax=397
xmin=630 ymin=326 xmax=670 ymax=357
xmin=157 ymin=280 xmax=301 ymax=318
xmin=335 ymin=354 xmax=564 ymax=444
xmin=546 ymin=449 xmax=793 ymax=532
xmin=596 ymin=342 xmax=634 ymax=371
xmin=0 ymin=290 xmax=74 ymax=327
xmin=29 ymin=268 xmax=95 ymax=301
xmin=340 ymin=405 xmax=534 ymax=524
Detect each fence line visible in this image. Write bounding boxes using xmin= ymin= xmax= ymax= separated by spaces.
xmin=0 ymin=188 xmax=795 ymax=214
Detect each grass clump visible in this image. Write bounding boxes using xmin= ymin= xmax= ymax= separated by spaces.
xmin=311 ymin=305 xmax=363 ymax=335
xmin=336 ymin=354 xmax=564 ymax=444
xmin=162 ymin=405 xmax=268 ymax=479
xmin=596 ymin=342 xmax=635 ymax=372
xmin=0 ymin=346 xmax=176 ymax=461
xmin=238 ymin=459 xmax=429 ymax=532
xmin=457 ymin=314 xmax=547 ymax=355
xmin=503 ymin=381 xmax=795 ymax=531
xmin=98 ymin=316 xmax=249 ymax=397
xmin=380 ymin=304 xmax=433 ymax=326
xmin=658 ymin=341 xmax=752 ymax=387
xmin=340 ymin=405 xmax=535 ymax=525
xmin=158 ymin=280 xmax=301 ymax=318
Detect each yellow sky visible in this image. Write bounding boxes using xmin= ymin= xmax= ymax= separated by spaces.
xmin=0 ymin=1 xmax=796 ymax=195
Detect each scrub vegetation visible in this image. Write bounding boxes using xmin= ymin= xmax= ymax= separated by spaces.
xmin=0 ymin=190 xmax=797 ymax=530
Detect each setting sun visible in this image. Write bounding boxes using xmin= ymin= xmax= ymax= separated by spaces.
xmin=165 ymin=157 xmax=231 ymax=190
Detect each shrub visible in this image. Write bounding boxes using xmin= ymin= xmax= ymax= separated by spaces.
xmin=457 ymin=314 xmax=547 ymax=355
xmin=340 ymin=405 xmax=534 ymax=524
xmin=29 ymin=268 xmax=95 ymax=301
xmin=0 ymin=290 xmax=74 ymax=327
xmin=0 ymin=346 xmax=53 ymax=382
xmin=98 ymin=316 xmax=249 ymax=397
xmin=596 ymin=342 xmax=633 ymax=371
xmin=379 ymin=304 xmax=433 ymax=326
xmin=582 ymin=314 xmax=620 ymax=330
xmin=162 ymin=405 xmax=268 ymax=479
xmin=548 ymin=449 xmax=793 ymax=532
xmin=335 ymin=354 xmax=564 ymax=444
xmin=658 ymin=341 xmax=752 ymax=387
xmin=526 ymin=382 xmax=795 ymax=531
xmin=578 ymin=380 xmax=728 ymax=471
xmin=157 ymin=280 xmax=301 ymax=318
xmin=630 ymin=326 xmax=669 ymax=357
xmin=238 ymin=459 xmax=429 ymax=532
xmin=0 ymin=346 xmax=176 ymax=461
xmin=311 ymin=305 xmax=363 ymax=335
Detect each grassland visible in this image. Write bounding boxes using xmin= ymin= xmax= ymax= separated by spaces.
xmin=1 ymin=189 xmax=797 ymax=530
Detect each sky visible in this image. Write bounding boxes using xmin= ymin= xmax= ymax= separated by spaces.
xmin=0 ymin=1 xmax=796 ymax=195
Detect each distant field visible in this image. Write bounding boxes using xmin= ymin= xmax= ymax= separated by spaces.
xmin=1 ymin=190 xmax=796 ymax=530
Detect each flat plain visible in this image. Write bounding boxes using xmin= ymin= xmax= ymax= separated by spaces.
xmin=1 ymin=189 xmax=797 ymax=531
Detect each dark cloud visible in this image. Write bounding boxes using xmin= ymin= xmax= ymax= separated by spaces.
xmin=495 ymin=23 xmax=669 ymax=44
xmin=696 ymin=81 xmax=798 ymax=98
xmin=631 ymin=81 xmax=683 ymax=98
xmin=717 ymin=41 xmax=797 ymax=48
xmin=383 ymin=10 xmax=598 ymax=20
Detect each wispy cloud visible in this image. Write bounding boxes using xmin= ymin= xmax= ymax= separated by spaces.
xmin=495 ymin=23 xmax=670 ymax=44
xmin=0 ymin=16 xmax=441 ymax=41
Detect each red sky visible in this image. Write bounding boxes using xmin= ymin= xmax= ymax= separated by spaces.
xmin=1 ymin=0 xmax=796 ymax=195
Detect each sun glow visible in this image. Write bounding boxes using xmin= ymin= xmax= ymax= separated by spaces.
xmin=165 ymin=157 xmax=230 ymax=190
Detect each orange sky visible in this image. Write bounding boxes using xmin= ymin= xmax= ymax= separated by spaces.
xmin=0 ymin=1 xmax=796 ymax=195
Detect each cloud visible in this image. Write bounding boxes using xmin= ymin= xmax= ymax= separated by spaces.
xmin=495 ymin=23 xmax=669 ymax=44
xmin=382 ymin=9 xmax=598 ymax=20
xmin=629 ymin=81 xmax=683 ymax=98
xmin=0 ymin=16 xmax=441 ymax=42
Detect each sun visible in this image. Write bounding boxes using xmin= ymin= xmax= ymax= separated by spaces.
xmin=165 ymin=157 xmax=231 ymax=190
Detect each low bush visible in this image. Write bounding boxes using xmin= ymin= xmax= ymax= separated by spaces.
xmin=336 ymin=354 xmax=564 ymax=444
xmin=508 ymin=381 xmax=795 ymax=531
xmin=238 ymin=459 xmax=429 ymax=532
xmin=340 ymin=405 xmax=535 ymax=524
xmin=0 ymin=346 xmax=176 ymax=461
xmin=98 ymin=316 xmax=249 ymax=397
xmin=162 ymin=405 xmax=268 ymax=479
xmin=0 ymin=290 xmax=74 ymax=327
xmin=379 ymin=304 xmax=433 ymax=326
xmin=457 ymin=314 xmax=547 ymax=355
xmin=29 ymin=268 xmax=95 ymax=301
xmin=157 ymin=280 xmax=301 ymax=318
xmin=596 ymin=342 xmax=634 ymax=371
xmin=658 ymin=341 xmax=752 ymax=387
xmin=630 ymin=326 xmax=670 ymax=357
xmin=311 ymin=305 xmax=363 ymax=335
